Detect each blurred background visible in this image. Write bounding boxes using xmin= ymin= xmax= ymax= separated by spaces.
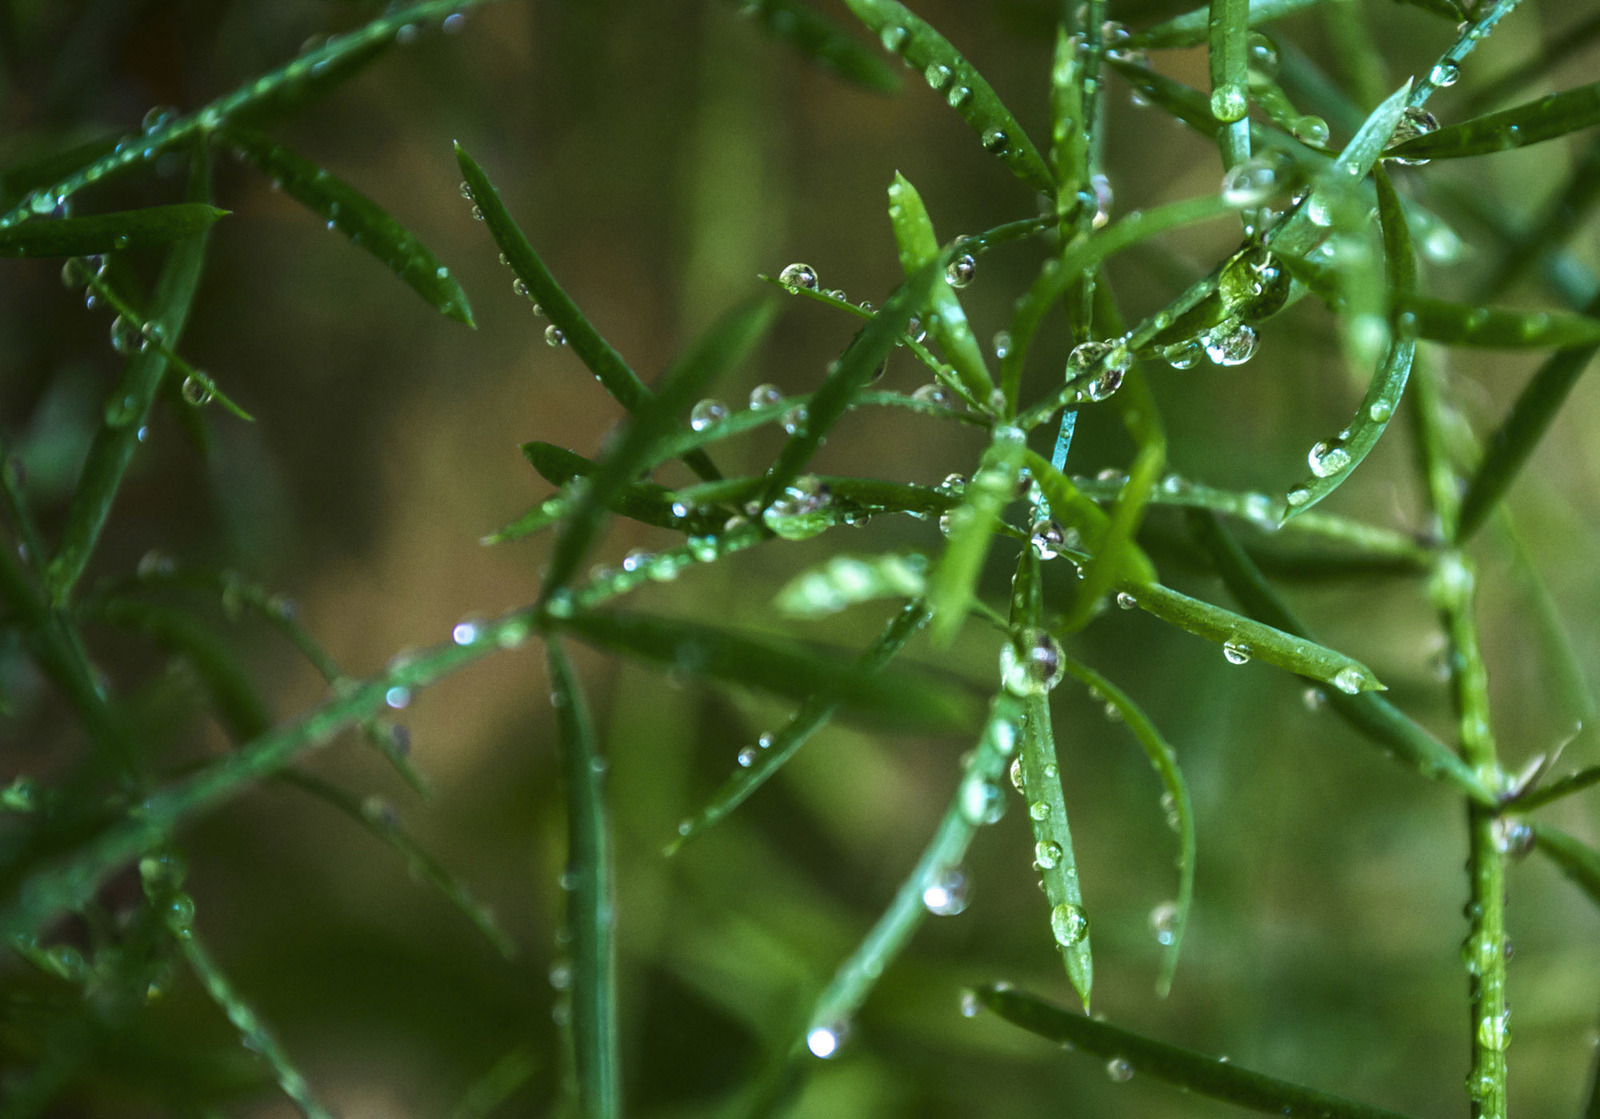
xmin=2 ymin=0 xmax=1600 ymax=1115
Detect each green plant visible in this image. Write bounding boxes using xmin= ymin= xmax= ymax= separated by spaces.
xmin=2 ymin=0 xmax=1600 ymax=1117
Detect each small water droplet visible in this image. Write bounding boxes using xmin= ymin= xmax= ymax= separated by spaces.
xmin=807 ymin=1023 xmax=845 ymax=1058
xmin=960 ymin=775 xmax=1006 ymax=825
xmin=1246 ymin=32 xmax=1279 ymax=77
xmin=1386 ymin=107 xmax=1439 ymax=166
xmin=1202 ymin=321 xmax=1258 ymax=366
xmin=879 ymin=23 xmax=908 ymax=51
xmin=1222 ymin=640 xmax=1251 ymax=666
xmin=959 ymin=989 xmax=982 ymax=1017
xmin=981 ymin=128 xmax=1009 ymax=154
xmin=1429 ymin=60 xmax=1459 ymax=87
xmin=911 ymin=383 xmax=952 ymax=407
xmin=946 ymin=84 xmax=973 ymax=108
xmin=736 ymin=745 xmax=758 ymax=768
xmin=1303 ymin=686 xmax=1328 ymax=711
xmin=1209 ymin=83 xmax=1248 ymax=123
xmin=1148 ymin=901 xmax=1179 ymax=946
xmin=1332 ymin=666 xmax=1364 ymax=694
xmin=1106 ymin=1056 xmax=1134 ymax=1082
xmin=1030 ymin=518 xmax=1066 ymax=560
xmin=1050 ymin=902 xmax=1089 ymax=947
xmin=924 ymin=62 xmax=952 ymax=91
xmin=385 ymin=685 xmax=411 ymax=710
xmin=1294 ymin=115 xmax=1331 ymax=146
xmin=180 ymin=376 xmax=213 ymax=406
xmin=1115 ymin=591 xmax=1137 ymax=610
xmin=1220 ymin=157 xmax=1280 ymax=207
xmin=544 ymin=325 xmax=566 ymax=347
xmin=748 ymin=383 xmax=783 ymax=410
xmin=142 ymin=105 xmax=176 ymax=132
xmin=1034 ymin=841 xmax=1062 ymax=870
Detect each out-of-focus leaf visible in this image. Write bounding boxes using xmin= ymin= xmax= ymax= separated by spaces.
xmin=0 ymin=204 xmax=226 ymax=257
xmin=1389 ymin=80 xmax=1600 ymax=161
xmin=730 ymin=0 xmax=900 ymax=93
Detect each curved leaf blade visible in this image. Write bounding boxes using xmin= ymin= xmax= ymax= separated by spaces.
xmin=976 ymin=985 xmax=1418 ymax=1119
xmin=1389 ymin=79 xmax=1600 ymax=161
xmin=732 ymin=0 xmax=900 ymax=93
xmin=0 ymin=203 xmax=227 ymax=258
xmin=1401 ymin=295 xmax=1600 ymax=349
xmin=840 ymin=0 xmax=1053 ymax=192
xmin=225 ymin=128 xmax=472 ymax=324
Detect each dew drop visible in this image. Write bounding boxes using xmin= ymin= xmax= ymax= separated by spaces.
xmin=1220 ymin=157 xmax=1279 ymax=207
xmin=1303 ymin=686 xmax=1327 ymax=711
xmin=1308 ymin=440 xmax=1351 ymax=478
xmin=1148 ymin=901 xmax=1180 ymax=946
xmin=1000 ymin=628 xmax=1065 ymax=696
xmin=1245 ymin=32 xmax=1279 ymax=77
xmin=748 ymin=383 xmax=783 ymax=410
xmin=1115 ymin=591 xmax=1137 ymax=610
xmin=912 ymin=383 xmax=952 ymax=407
xmin=736 ymin=745 xmax=758 ymax=768
xmin=1034 ymin=840 xmax=1062 ymax=870
xmin=1222 ymin=640 xmax=1251 ymax=666
xmin=922 ymin=869 xmax=969 ymax=916
xmin=1030 ymin=518 xmax=1066 ymax=560
xmin=778 ymin=262 xmax=818 ymax=290
xmin=180 ymin=376 xmax=213 ymax=406
xmin=1294 ymin=115 xmax=1331 ymax=146
xmin=1106 ymin=1057 xmax=1134 ymax=1082
xmin=959 ymin=775 xmax=1006 ymax=825
xmin=946 ymin=84 xmax=973 ymax=109
xmin=452 ymin=619 xmax=482 ymax=645
xmin=959 ymin=989 xmax=982 ymax=1017
xmin=780 ymin=404 xmax=809 ymax=434
xmin=385 ymin=685 xmax=411 ymax=710
xmin=1368 ymin=400 xmax=1394 ymax=423
xmin=879 ymin=24 xmax=908 ymax=51
xmin=690 ymin=398 xmax=729 ymax=431
xmin=1202 ymin=321 xmax=1258 ymax=366
xmin=109 ymin=315 xmax=142 ymax=355
xmin=1160 ymin=338 xmax=1203 ymax=369
xmin=1209 ymin=83 xmax=1248 ymax=123
xmin=807 ymin=1024 xmax=844 ymax=1058
xmin=1386 ymin=107 xmax=1439 ymax=166
xmin=142 ymin=105 xmax=176 ymax=132
xmin=544 ymin=324 xmax=566 ymax=347
xmin=1429 ymin=60 xmax=1459 ymax=87
xmin=945 ymin=253 xmax=976 ymax=288
xmin=924 ymin=62 xmax=952 ymax=91
xmin=980 ymin=128 xmax=1009 ymax=154
xmin=1050 ymin=902 xmax=1089 ymax=947
xmin=1332 ymin=666 xmax=1364 ymax=695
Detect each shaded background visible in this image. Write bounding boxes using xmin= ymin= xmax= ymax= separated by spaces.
xmin=2 ymin=0 xmax=1600 ymax=1115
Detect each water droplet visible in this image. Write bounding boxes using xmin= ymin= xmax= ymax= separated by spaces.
xmin=452 ymin=618 xmax=482 ymax=645
xmin=1303 ymin=686 xmax=1327 ymax=711
xmin=1210 ymin=83 xmax=1248 ymax=123
xmin=1034 ymin=841 xmax=1062 ymax=870
xmin=442 ymin=11 xmax=467 ymax=33
xmin=1029 ymin=800 xmax=1051 ymax=821
xmin=1492 ymin=817 xmax=1534 ymax=859
xmin=1115 ymin=591 xmax=1137 ymax=611
xmin=1429 ymin=60 xmax=1459 ymax=88
xmin=945 ymin=253 xmax=976 ymax=288
xmin=1221 ymin=157 xmax=1280 ymax=207
xmin=762 ymin=475 xmax=833 ymax=540
xmin=879 ymin=23 xmax=908 ymax=51
xmin=109 ymin=315 xmax=143 ymax=355
xmin=748 ymin=383 xmax=784 ymax=410
xmin=180 ymin=376 xmax=213 ymax=406
xmin=946 ymin=84 xmax=973 ymax=108
xmin=1050 ymin=903 xmax=1089 ymax=947
xmin=807 ymin=1024 xmax=845 ymax=1058
xmin=981 ymin=128 xmax=1009 ymax=154
xmin=736 ymin=745 xmax=758 ymax=768
xmin=1477 ymin=1009 xmax=1510 ymax=1052
xmin=1218 ymin=248 xmax=1290 ymax=321
xmin=1222 ymin=640 xmax=1251 ymax=666
xmin=1308 ymin=440 xmax=1351 ymax=478
xmin=1386 ymin=107 xmax=1439 ymax=165
xmin=544 ymin=324 xmax=566 ymax=347
xmin=959 ymin=989 xmax=982 ymax=1017
xmin=384 ymin=685 xmax=411 ymax=710
xmin=1148 ymin=901 xmax=1179 ymax=946
xmin=1293 ymin=115 xmax=1331 ymax=146
xmin=922 ymin=869 xmax=969 ymax=916
xmin=1202 ymin=321 xmax=1258 ymax=366
xmin=924 ymin=62 xmax=952 ymax=90
xmin=1332 ymin=666 xmax=1364 ymax=695
xmin=1030 ymin=518 xmax=1066 ymax=560
xmin=777 ymin=403 xmax=809 ymax=435
xmin=779 ymin=262 xmax=819 ymax=291
xmin=911 ymin=383 xmax=952 ymax=407
xmin=1286 ymin=485 xmax=1311 ymax=507
xmin=1160 ymin=791 xmax=1180 ymax=832
xmin=960 ymin=775 xmax=1006 ymax=825
xmin=690 ymin=398 xmax=729 ymax=431
xmin=1106 ymin=1056 xmax=1133 ymax=1082
xmin=142 ymin=105 xmax=176 ymax=132
xmin=1000 ymin=628 xmax=1065 ymax=696
xmin=1246 ymin=32 xmax=1279 ymax=76
xmin=1159 ymin=338 xmax=1203 ymax=369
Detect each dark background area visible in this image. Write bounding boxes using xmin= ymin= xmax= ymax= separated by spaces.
xmin=2 ymin=1 xmax=1599 ymax=1116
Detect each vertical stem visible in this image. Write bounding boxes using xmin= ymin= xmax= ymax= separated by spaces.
xmin=1414 ymin=358 xmax=1509 ymax=1118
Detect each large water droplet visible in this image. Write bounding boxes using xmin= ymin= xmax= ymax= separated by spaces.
xmin=1430 ymin=60 xmax=1459 ymax=87
xmin=1308 ymin=440 xmax=1351 ymax=478
xmin=1220 ymin=157 xmax=1280 ymax=207
xmin=945 ymin=253 xmax=976 ymax=288
xmin=749 ymin=383 xmax=783 ymax=410
xmin=1209 ymin=83 xmax=1248 ymax=123
xmin=1050 ymin=902 xmax=1089 ymax=947
xmin=1202 ymin=321 xmax=1258 ymax=366
xmin=1386 ymin=107 xmax=1439 ymax=166
xmin=959 ymin=775 xmax=1006 ymax=825
xmin=1218 ymin=248 xmax=1290 ymax=321
xmin=1000 ymin=628 xmax=1065 ymax=696
xmin=1030 ymin=518 xmax=1066 ymax=560
xmin=922 ymin=869 xmax=969 ymax=916
xmin=690 ymin=398 xmax=728 ymax=431
xmin=778 ymin=262 xmax=818 ymax=290
xmin=1148 ymin=901 xmax=1179 ymax=946
xmin=1246 ymin=32 xmax=1279 ymax=77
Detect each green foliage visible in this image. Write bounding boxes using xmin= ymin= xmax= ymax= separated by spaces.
xmin=3 ymin=2 xmax=1600 ymax=1118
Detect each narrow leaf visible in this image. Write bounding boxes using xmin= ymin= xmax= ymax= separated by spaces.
xmin=549 ymin=607 xmax=978 ymax=732
xmin=840 ymin=0 xmax=1054 ymax=192
xmin=224 ymin=128 xmax=471 ymax=324
xmin=46 ymin=156 xmax=211 ymax=604
xmin=976 ymin=985 xmax=1418 ymax=1119
xmin=886 ymin=172 xmax=993 ymax=402
xmin=1401 ymin=295 xmax=1600 ymax=349
xmin=804 ymin=696 xmax=1021 ymax=1050
xmin=0 ymin=204 xmax=227 ymax=257
xmin=454 ymin=143 xmax=720 ymax=481
xmin=1394 ymin=0 xmax=1468 ymax=19
xmin=546 ymin=640 xmax=620 ymax=1119
xmin=1208 ymin=0 xmax=1252 ymax=166
xmin=1049 ymin=28 xmax=1086 ymax=219
xmin=732 ymin=0 xmax=900 ymax=93
xmin=1282 ymin=165 xmax=1416 ymax=518
xmin=1128 ymin=579 xmax=1385 ymax=693
xmin=667 ymin=601 xmax=929 ymax=852
xmin=775 ymin=552 xmax=927 ymax=618
xmin=1059 ymin=654 xmax=1194 ymax=996
xmin=1389 ymin=79 xmax=1600 ymax=161
xmin=1456 ymin=290 xmax=1600 ymax=540
xmin=928 ymin=428 xmax=1025 ymax=644
xmin=0 ymin=2 xmax=492 ymax=229
xmin=1184 ymin=509 xmax=1497 ymax=804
